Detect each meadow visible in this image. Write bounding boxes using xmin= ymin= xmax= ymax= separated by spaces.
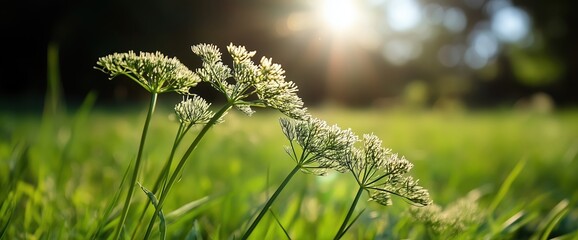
xmin=1 ymin=42 xmax=577 ymax=240
xmin=1 ymin=96 xmax=577 ymax=239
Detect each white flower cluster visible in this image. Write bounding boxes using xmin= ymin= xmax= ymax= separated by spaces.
xmin=191 ymin=43 xmax=308 ymax=120
xmin=174 ymin=95 xmax=216 ymax=126
xmin=345 ymin=134 xmax=431 ymax=206
xmin=280 ymin=117 xmax=358 ymax=175
xmin=281 ymin=118 xmax=432 ymax=206
xmin=410 ymin=190 xmax=484 ymax=236
xmin=95 ymin=51 xmax=200 ymax=94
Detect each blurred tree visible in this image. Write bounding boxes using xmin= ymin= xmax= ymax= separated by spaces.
xmin=0 ymin=0 xmax=576 ymax=107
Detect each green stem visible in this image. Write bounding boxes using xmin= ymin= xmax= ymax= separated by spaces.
xmin=334 ymin=185 xmax=364 ymax=240
xmin=131 ymin=123 xmax=188 ymax=239
xmin=158 ymin=124 xmax=194 ymax=197
xmin=143 ymin=103 xmax=232 ymax=240
xmin=241 ymin=164 xmax=301 ymax=240
xmin=114 ymin=92 xmax=158 ymax=240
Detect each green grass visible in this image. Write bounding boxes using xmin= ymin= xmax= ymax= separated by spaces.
xmin=1 ymin=102 xmax=578 ymax=239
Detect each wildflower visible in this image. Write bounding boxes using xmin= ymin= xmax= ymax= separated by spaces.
xmin=174 ymin=95 xmax=217 ymax=126
xmin=255 ymin=57 xmax=307 ymax=119
xmin=191 ymin=43 xmax=308 ymax=120
xmin=95 ymin=51 xmax=200 ymax=94
xmin=409 ymin=190 xmax=484 ymax=236
xmin=334 ymin=134 xmax=431 ymax=239
xmin=191 ymin=43 xmax=222 ymax=64
xmin=241 ymin=117 xmax=357 ymax=239
xmin=95 ymin=50 xmax=201 ymax=240
xmin=343 ymin=134 xmax=431 ymax=206
xmin=191 ymin=44 xmax=233 ymax=97
xmin=280 ymin=117 xmax=358 ymax=175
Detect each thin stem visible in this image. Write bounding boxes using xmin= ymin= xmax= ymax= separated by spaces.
xmin=131 ymin=123 xmax=188 ymax=239
xmin=113 ymin=92 xmax=158 ymax=240
xmin=161 ymin=104 xmax=231 ymax=203
xmin=143 ymin=103 xmax=232 ymax=240
xmin=241 ymin=164 xmax=301 ymax=240
xmin=334 ymin=185 xmax=364 ymax=240
xmin=159 ymin=123 xmax=194 ymax=197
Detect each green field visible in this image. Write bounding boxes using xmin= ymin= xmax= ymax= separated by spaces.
xmin=1 ymin=100 xmax=578 ymax=239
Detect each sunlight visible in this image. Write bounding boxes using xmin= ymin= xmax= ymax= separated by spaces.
xmin=320 ymin=0 xmax=359 ymax=32
xmin=386 ymin=0 xmax=422 ymax=32
xmin=491 ymin=6 xmax=530 ymax=43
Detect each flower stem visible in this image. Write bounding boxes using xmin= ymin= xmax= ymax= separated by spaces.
xmin=114 ymin=92 xmax=158 ymax=240
xmin=143 ymin=103 xmax=232 ymax=240
xmin=241 ymin=164 xmax=301 ymax=240
xmin=131 ymin=123 xmax=187 ymax=239
xmin=334 ymin=186 xmax=364 ymax=240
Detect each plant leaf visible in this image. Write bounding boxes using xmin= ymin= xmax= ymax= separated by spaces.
xmin=165 ymin=196 xmax=211 ymax=222
xmin=138 ymin=183 xmax=166 ymax=240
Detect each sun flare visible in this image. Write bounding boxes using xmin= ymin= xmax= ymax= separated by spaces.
xmin=321 ymin=0 xmax=359 ymax=32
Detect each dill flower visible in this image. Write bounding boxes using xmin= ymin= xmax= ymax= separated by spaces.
xmin=409 ymin=190 xmax=484 ymax=236
xmin=95 ymin=50 xmax=201 ymax=239
xmin=242 ymin=117 xmax=357 ymax=239
xmin=191 ymin=44 xmax=233 ymax=96
xmin=95 ymin=51 xmax=200 ymax=94
xmin=343 ymin=134 xmax=431 ymax=206
xmin=191 ymin=43 xmax=308 ymax=120
xmin=174 ymin=95 xmax=216 ymax=126
xmin=280 ymin=117 xmax=358 ymax=175
xmin=255 ymin=57 xmax=307 ymax=120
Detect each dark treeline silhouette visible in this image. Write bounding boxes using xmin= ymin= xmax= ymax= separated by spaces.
xmin=1 ymin=0 xmax=576 ymax=108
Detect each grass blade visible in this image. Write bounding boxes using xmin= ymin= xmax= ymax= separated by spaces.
xmin=488 ymin=159 xmax=526 ymax=217
xmin=91 ymin=160 xmax=132 ymax=240
xmin=0 ymin=193 xmax=15 ymax=239
xmin=531 ymin=199 xmax=570 ymax=240
xmin=551 ymin=229 xmax=578 ymax=240
xmin=340 ymin=208 xmax=366 ymax=239
xmin=44 ymin=42 xmax=65 ymax=119
xmin=241 ymin=164 xmax=301 ymax=240
xmin=138 ymin=183 xmax=166 ymax=240
xmin=165 ymin=196 xmax=211 ymax=222
xmin=269 ymin=209 xmax=292 ymax=240
xmin=185 ymin=220 xmax=204 ymax=240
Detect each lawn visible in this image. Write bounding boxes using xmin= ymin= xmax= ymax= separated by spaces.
xmin=1 ymin=99 xmax=577 ymax=239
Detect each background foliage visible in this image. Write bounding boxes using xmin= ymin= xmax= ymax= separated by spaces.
xmin=1 ymin=96 xmax=577 ymax=238
xmin=1 ymin=0 xmax=577 ymax=107
xmin=1 ymin=0 xmax=577 ymax=238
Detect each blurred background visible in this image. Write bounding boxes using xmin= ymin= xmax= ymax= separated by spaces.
xmin=1 ymin=0 xmax=576 ymax=109
xmin=1 ymin=1 xmax=578 ymax=238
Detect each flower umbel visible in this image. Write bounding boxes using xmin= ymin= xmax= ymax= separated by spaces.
xmin=174 ymin=95 xmax=217 ymax=126
xmin=409 ymin=190 xmax=484 ymax=237
xmin=333 ymin=133 xmax=431 ymax=239
xmin=344 ymin=134 xmax=431 ymax=206
xmin=241 ymin=117 xmax=357 ymax=239
xmin=191 ymin=43 xmax=308 ymax=119
xmin=191 ymin=44 xmax=233 ymax=97
xmin=280 ymin=117 xmax=358 ymax=175
xmin=256 ymin=58 xmax=307 ymax=119
xmin=95 ymin=51 xmax=200 ymax=94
